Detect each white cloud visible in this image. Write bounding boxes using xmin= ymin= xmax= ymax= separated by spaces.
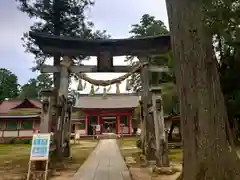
xmin=87 ymin=0 xmax=168 ymax=37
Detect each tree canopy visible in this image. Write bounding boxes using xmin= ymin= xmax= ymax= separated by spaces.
xmin=19 ymin=74 xmax=53 ymax=99
xmin=127 ymin=14 xmax=178 ymax=115
xmin=0 ymin=68 xmax=19 ymax=100
xmin=204 ymin=0 xmax=240 ymax=138
xmin=16 ymin=0 xmax=109 ymax=89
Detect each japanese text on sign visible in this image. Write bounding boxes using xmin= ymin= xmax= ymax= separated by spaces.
xmin=30 ymin=133 xmax=51 ymax=160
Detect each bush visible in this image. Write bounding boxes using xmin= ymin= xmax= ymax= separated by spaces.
xmin=9 ymin=138 xmax=15 ymax=144
xmin=22 ymin=139 xmax=32 ymax=144
xmin=11 ymin=138 xmax=32 ymax=144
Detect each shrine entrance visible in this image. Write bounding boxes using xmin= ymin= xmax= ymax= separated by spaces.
xmin=102 ymin=116 xmax=116 ymax=133
xmin=29 ymin=31 xmax=171 ymax=166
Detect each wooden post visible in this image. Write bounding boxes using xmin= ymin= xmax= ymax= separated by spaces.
xmin=40 ymin=96 xmax=53 ymax=133
xmin=54 ymin=56 xmax=71 ymax=159
xmin=85 ymin=115 xmax=88 ymax=135
xmin=139 ymin=98 xmax=146 ymax=154
xmin=65 ymin=100 xmax=72 ymax=156
xmin=61 ymin=56 xmax=71 ymax=157
xmin=129 ymin=115 xmax=132 ymax=135
xmin=139 ymin=56 xmax=155 ymax=161
xmin=151 ymin=88 xmax=169 ymax=167
xmin=116 ymin=115 xmax=120 ymax=135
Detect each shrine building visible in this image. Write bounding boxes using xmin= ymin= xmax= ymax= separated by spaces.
xmin=72 ymin=93 xmax=139 ymax=136
xmin=0 ymin=94 xmax=140 ymax=141
xmin=0 ymin=96 xmax=182 ymax=142
xmin=0 ymin=98 xmax=41 ymax=140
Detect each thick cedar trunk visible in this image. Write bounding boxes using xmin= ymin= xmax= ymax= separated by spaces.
xmin=232 ymin=118 xmax=239 ymax=144
xmin=165 ymin=0 xmax=240 ymax=179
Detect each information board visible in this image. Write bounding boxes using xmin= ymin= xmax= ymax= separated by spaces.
xmin=30 ymin=133 xmax=51 ymax=161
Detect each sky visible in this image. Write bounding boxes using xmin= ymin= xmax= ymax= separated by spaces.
xmin=0 ymin=0 xmax=169 ymax=94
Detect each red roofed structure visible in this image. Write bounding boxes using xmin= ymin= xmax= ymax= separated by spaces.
xmin=0 ymin=98 xmax=41 ymax=140
xmin=73 ymin=93 xmax=139 ymax=136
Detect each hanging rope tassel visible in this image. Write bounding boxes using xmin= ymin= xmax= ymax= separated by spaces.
xmin=103 ymin=87 xmax=107 ymax=98
xmin=126 ymin=79 xmax=132 ymax=91
xmin=77 ymin=79 xmax=83 ymax=91
xmin=116 ymin=83 xmax=120 ymax=94
xmin=95 ymin=86 xmax=100 ymax=93
xmin=107 ymin=85 xmax=112 ymax=92
xmin=89 ymin=85 xmax=95 ymax=96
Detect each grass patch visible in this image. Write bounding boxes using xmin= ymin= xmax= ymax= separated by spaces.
xmin=0 ymin=144 xmax=30 ymax=167
xmin=69 ymin=140 xmax=97 ymax=165
xmin=0 ymin=140 xmax=98 ymax=180
xmin=119 ymin=137 xmax=137 ymax=147
xmin=121 ymin=148 xmax=142 ymax=167
xmin=168 ymin=149 xmax=183 ymax=162
xmin=119 ymin=137 xmax=182 ymax=168
xmin=119 ymin=138 xmax=141 ymax=167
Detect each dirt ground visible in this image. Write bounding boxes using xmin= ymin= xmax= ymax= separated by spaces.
xmin=119 ymin=138 xmax=182 ymax=180
xmin=0 ymin=140 xmax=97 ymax=180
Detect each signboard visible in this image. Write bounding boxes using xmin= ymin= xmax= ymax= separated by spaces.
xmin=30 ymin=133 xmax=51 ymax=161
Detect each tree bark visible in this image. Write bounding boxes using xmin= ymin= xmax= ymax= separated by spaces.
xmin=139 ymin=57 xmax=156 ymax=161
xmin=165 ymin=0 xmax=240 ymax=179
xmin=52 ymin=0 xmax=61 ymax=160
xmin=152 ymin=93 xmax=169 ymax=166
xmin=146 ymin=114 xmax=156 ymax=161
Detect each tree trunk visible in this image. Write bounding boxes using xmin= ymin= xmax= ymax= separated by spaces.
xmin=146 ymin=114 xmax=156 ymax=161
xmin=232 ymin=117 xmax=239 ymax=144
xmin=52 ymin=0 xmax=62 ymax=161
xmin=139 ymin=57 xmax=156 ymax=161
xmin=165 ymin=0 xmax=240 ymax=179
xmin=141 ymin=115 xmax=146 ymax=154
xmin=152 ymin=93 xmax=169 ymax=166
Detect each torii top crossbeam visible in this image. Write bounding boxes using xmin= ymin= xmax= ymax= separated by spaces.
xmin=29 ymin=32 xmax=171 ymax=56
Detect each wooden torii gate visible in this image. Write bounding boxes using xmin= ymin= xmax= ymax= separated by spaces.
xmin=30 ymin=32 xmax=171 ymax=166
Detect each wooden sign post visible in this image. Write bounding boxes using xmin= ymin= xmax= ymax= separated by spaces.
xmin=27 ymin=133 xmax=51 ymax=180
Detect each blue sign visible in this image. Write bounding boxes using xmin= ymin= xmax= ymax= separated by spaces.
xmin=30 ymin=133 xmax=51 ymax=160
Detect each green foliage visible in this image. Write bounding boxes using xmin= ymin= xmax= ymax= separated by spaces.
xmin=19 ymin=79 xmax=38 ymax=98
xmin=9 ymin=138 xmax=32 ymax=144
xmin=37 ymin=73 xmax=53 ymax=90
xmin=132 ymin=105 xmax=141 ymax=128
xmin=201 ymin=0 xmax=240 ymax=134
xmin=0 ymin=68 xmax=19 ymax=100
xmin=127 ymin=14 xmax=173 ymax=91
xmin=127 ymin=14 xmax=178 ymax=115
xmin=161 ymin=84 xmax=179 ymax=115
xmin=130 ymin=14 xmax=168 ymax=37
xmin=16 ymin=0 xmax=109 ymax=71
xmin=19 ymin=74 xmax=53 ymax=98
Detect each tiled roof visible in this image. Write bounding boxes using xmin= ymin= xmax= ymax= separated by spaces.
xmin=29 ymin=100 xmax=42 ymax=108
xmin=75 ymin=93 xmax=139 ymax=109
xmin=0 ymin=98 xmax=41 ymax=114
xmin=0 ymin=100 xmax=21 ymax=114
xmin=0 ymin=114 xmax=40 ymax=118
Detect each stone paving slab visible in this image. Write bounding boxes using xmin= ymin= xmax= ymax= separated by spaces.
xmin=72 ymin=139 xmax=131 ymax=180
